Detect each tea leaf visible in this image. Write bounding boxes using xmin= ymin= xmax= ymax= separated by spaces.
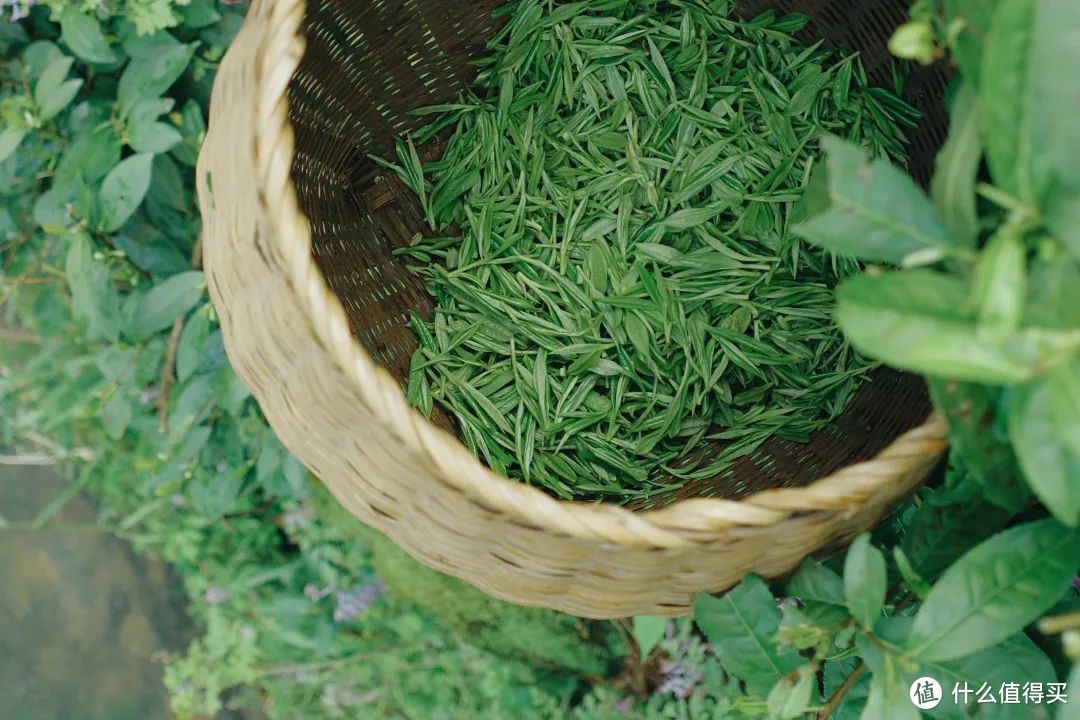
xmin=60 ymin=9 xmax=117 ymax=64
xmin=1008 ymin=362 xmax=1080 ymax=526
xmin=844 ymin=533 xmax=886 ymax=628
xmin=835 ymin=271 xmax=1034 ymax=384
xmin=693 ymin=576 xmax=803 ymax=695
xmin=97 ymin=153 xmax=153 ymax=232
xmin=931 ymin=82 xmax=981 ymax=246
xmin=905 ymin=519 xmax=1080 ymax=661
xmin=797 ymin=136 xmax=959 ymax=264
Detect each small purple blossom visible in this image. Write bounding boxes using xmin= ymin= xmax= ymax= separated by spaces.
xmin=204 ymin=586 xmax=230 ymax=604
xmin=658 ymin=661 xmax=704 ymax=700
xmin=615 ymin=697 xmax=633 ymax=713
xmin=1072 ymin=575 xmax=1080 ymax=592
xmin=170 ymin=493 xmax=185 ymax=507
xmin=332 ymin=580 xmax=386 ymax=622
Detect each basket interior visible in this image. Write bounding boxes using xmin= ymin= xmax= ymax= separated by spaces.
xmin=287 ymin=0 xmax=950 ymax=506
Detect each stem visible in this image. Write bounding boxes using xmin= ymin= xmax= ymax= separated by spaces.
xmin=817 ymin=661 xmax=865 ymax=720
xmin=1038 ymin=612 xmax=1080 ymax=635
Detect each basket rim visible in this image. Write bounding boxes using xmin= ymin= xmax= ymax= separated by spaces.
xmin=204 ymin=0 xmax=949 ymax=551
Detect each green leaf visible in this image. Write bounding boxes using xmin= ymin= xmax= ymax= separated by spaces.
xmin=693 ymin=576 xmax=802 ymax=694
xmin=101 ymin=392 xmax=132 ymax=440
xmin=42 ymin=78 xmax=85 ymax=121
xmin=97 ymin=153 xmax=154 ymax=233
xmin=766 ymin=666 xmax=816 ymax=720
xmin=189 ymin=468 xmax=244 ymax=520
xmin=924 ymin=633 xmax=1054 ymax=720
xmin=788 ymin=560 xmax=849 ymax=628
xmin=835 ymin=271 xmax=1034 ymax=384
xmin=60 ymin=9 xmax=118 ymax=64
xmin=177 ymin=308 xmax=211 ymax=383
xmin=126 ymin=271 xmax=206 ymax=340
xmin=663 ymin=206 xmax=722 ymax=230
xmin=1032 ymin=0 xmax=1080 ymax=194
xmin=795 ymin=136 xmax=958 ymax=264
xmin=860 ymin=656 xmax=919 ymax=720
xmin=34 ymin=56 xmax=83 ymax=121
xmin=0 ymin=128 xmax=26 ymax=164
xmin=55 ymin=125 xmax=122 ymax=184
xmin=905 ymin=520 xmax=1080 ymax=662
xmin=65 ymin=233 xmax=121 ymax=343
xmin=944 ymin=0 xmax=999 ymax=85
xmin=972 ymin=227 xmax=1027 ymax=342
xmin=844 ymin=533 xmax=887 ymax=628
xmin=1061 ymin=664 xmax=1080 ymax=720
xmin=824 ymin=658 xmax=871 ymax=720
xmin=928 ymin=381 xmax=1030 ymax=511
xmin=1009 ymin=362 xmax=1080 ymax=526
xmin=930 ymin=82 xmax=981 ymax=247
xmin=116 ymin=43 xmax=196 ymax=117
xmin=130 ymin=121 xmax=183 ymax=155
xmin=33 ymin=55 xmax=73 ymax=106
xmin=1046 ymin=191 xmax=1080 ymax=263
xmin=24 ymin=40 xmax=63 ymax=82
xmin=981 ymin=0 xmax=1044 ymax=202
xmin=180 ymin=0 xmax=222 ymax=29
xmin=631 ymin=616 xmax=667 ymax=661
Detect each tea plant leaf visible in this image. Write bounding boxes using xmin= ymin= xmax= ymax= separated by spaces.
xmin=905 ymin=519 xmax=1080 ymax=662
xmin=60 ymin=9 xmax=117 ymax=64
xmin=972 ymin=227 xmax=1026 ymax=342
xmin=796 ymin=136 xmax=958 ymax=264
xmin=927 ymin=381 xmax=1030 ymax=511
xmin=65 ymin=233 xmax=121 ymax=343
xmin=116 ymin=42 xmax=195 ymax=116
xmin=1008 ymin=362 xmax=1080 ymax=526
xmin=34 ymin=55 xmax=83 ymax=120
xmin=981 ymin=0 xmax=1042 ymax=203
xmin=788 ymin=559 xmax=849 ymax=628
xmin=693 ymin=576 xmax=803 ymax=695
xmin=130 ymin=121 xmax=183 ymax=155
xmin=177 ymin=308 xmax=211 ymax=383
xmin=844 ymin=533 xmax=886 ymax=628
xmin=0 ymin=127 xmax=25 ymax=164
xmin=860 ymin=655 xmax=920 ymax=720
xmin=766 ymin=666 xmax=816 ymax=720
xmin=97 ymin=153 xmax=153 ymax=232
xmin=930 ymin=82 xmax=981 ymax=247
xmin=126 ymin=271 xmax=206 ymax=340
xmin=1062 ymin=664 xmax=1080 ymax=720
xmin=835 ymin=271 xmax=1034 ymax=384
xmin=631 ymin=616 xmax=667 ymax=661
xmin=944 ymin=0 xmax=1000 ymax=85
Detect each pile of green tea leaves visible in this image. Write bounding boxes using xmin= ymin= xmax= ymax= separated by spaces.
xmin=380 ymin=0 xmax=918 ymax=503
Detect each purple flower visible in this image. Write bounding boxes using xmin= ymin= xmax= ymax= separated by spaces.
xmin=333 ymin=580 xmax=386 ymax=622
xmin=658 ymin=661 xmax=704 ymax=699
xmin=169 ymin=493 xmax=185 ymax=507
xmin=615 ymin=698 xmax=633 ymax=713
xmin=1072 ymin=575 xmax=1080 ymax=592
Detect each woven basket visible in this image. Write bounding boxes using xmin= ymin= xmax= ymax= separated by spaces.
xmin=197 ymin=0 xmax=951 ymax=618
